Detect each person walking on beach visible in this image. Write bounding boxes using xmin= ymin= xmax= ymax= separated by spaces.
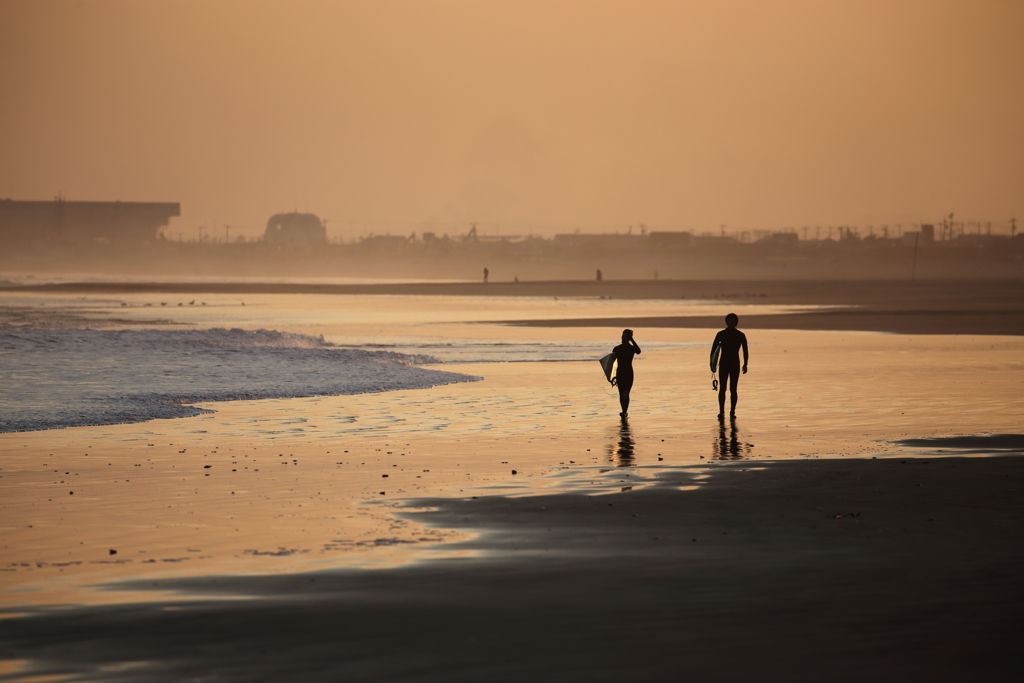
xmin=711 ymin=313 xmax=748 ymax=420
xmin=612 ymin=329 xmax=641 ymax=418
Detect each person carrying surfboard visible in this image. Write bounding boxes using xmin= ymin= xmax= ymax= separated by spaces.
xmin=611 ymin=329 xmax=641 ymax=418
xmin=711 ymin=313 xmax=748 ymax=420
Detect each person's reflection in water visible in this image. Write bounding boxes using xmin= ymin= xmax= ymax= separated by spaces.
xmin=611 ymin=418 xmax=635 ymax=467
xmin=714 ymin=418 xmax=751 ymax=460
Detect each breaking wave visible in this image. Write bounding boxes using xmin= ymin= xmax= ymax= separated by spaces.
xmin=0 ymin=328 xmax=478 ymax=433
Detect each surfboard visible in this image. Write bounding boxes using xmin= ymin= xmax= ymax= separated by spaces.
xmin=599 ymin=352 xmax=617 ymax=384
xmin=709 ymin=342 xmax=722 ymax=372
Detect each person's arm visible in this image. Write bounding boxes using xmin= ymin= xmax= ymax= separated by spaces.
xmin=741 ymin=332 xmax=749 ymax=373
xmin=631 ymin=338 xmax=642 ymax=355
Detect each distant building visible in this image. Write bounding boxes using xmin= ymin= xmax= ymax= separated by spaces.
xmin=0 ymin=198 xmax=180 ymax=245
xmin=359 ymin=234 xmax=409 ymax=250
xmin=263 ymin=213 xmax=327 ymax=249
xmin=553 ymin=233 xmax=647 ymax=250
xmin=691 ymin=234 xmax=739 ymax=246
xmin=759 ymin=232 xmax=799 ymax=247
xmin=648 ymin=231 xmax=694 ymax=248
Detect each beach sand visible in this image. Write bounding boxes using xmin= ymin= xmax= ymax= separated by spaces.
xmin=1 ymin=281 xmax=1022 ymax=680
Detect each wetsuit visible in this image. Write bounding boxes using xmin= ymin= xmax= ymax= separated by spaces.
xmin=613 ymin=341 xmax=641 ymax=394
xmin=712 ymin=327 xmax=748 ymax=411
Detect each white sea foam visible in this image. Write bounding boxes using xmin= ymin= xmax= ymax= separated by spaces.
xmin=0 ymin=328 xmax=477 ymax=433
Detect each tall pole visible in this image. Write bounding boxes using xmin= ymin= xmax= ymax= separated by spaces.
xmin=911 ymin=231 xmax=920 ymax=282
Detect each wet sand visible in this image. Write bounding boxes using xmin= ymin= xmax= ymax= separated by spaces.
xmin=1 ymin=286 xmax=1023 ymax=680
xmin=507 ymin=308 xmax=1024 ymax=335
xmin=2 ymin=455 xmax=1021 ymax=682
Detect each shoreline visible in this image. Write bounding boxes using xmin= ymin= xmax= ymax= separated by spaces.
xmin=6 ymin=278 xmax=1024 ymax=337
xmin=6 ymin=277 xmax=1024 ymax=308
xmin=505 ymin=309 xmax=1024 ymax=335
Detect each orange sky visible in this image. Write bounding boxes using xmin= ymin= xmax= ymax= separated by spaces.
xmin=1 ymin=0 xmax=1021 ymax=240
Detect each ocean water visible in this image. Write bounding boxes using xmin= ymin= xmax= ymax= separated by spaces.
xmin=0 ymin=289 xmax=764 ymax=433
xmin=0 ymin=328 xmax=477 ymax=433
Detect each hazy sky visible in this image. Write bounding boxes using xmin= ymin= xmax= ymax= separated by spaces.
xmin=1 ymin=0 xmax=1021 ymax=239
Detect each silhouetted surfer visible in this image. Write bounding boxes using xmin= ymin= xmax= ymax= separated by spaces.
xmin=612 ymin=329 xmax=641 ymax=417
xmin=711 ymin=313 xmax=748 ymax=420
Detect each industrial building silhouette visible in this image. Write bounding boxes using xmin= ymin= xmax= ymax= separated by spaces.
xmin=0 ymin=198 xmax=180 ymax=246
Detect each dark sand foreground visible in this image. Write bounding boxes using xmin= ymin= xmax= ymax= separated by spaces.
xmin=3 ymin=453 xmax=1021 ymax=682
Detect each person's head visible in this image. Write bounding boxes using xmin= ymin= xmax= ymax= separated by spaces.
xmin=622 ymin=328 xmax=633 ymax=342
xmin=725 ymin=313 xmax=738 ymax=328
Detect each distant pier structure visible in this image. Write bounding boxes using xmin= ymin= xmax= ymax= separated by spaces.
xmin=0 ymin=198 xmax=180 ymax=246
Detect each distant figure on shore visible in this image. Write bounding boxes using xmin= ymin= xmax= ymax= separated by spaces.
xmin=483 ymin=267 xmax=489 ymax=283
xmin=612 ymin=329 xmax=641 ymax=418
xmin=596 ymin=269 xmax=603 ymax=281
xmin=711 ymin=313 xmax=748 ymax=420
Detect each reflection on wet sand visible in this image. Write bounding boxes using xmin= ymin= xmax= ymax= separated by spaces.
xmin=715 ymin=418 xmax=753 ymax=460
xmin=609 ymin=418 xmax=635 ymax=467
